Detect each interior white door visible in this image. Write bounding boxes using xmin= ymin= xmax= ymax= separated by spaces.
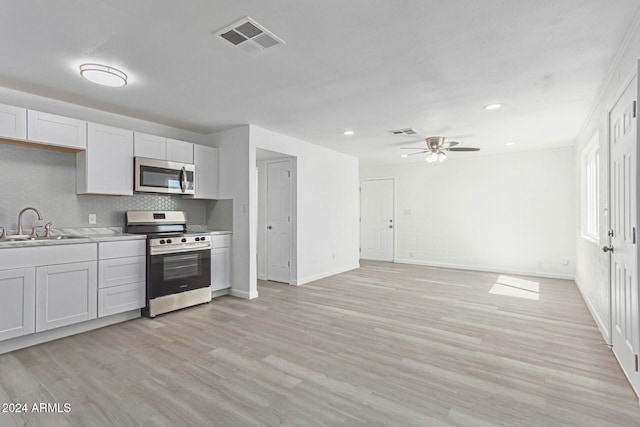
xmin=360 ymin=179 xmax=394 ymax=261
xmin=266 ymin=160 xmax=291 ymax=283
xmin=609 ymin=75 xmax=639 ymax=395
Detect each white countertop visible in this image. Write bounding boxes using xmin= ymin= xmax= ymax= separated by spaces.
xmin=0 ymin=227 xmax=231 ymax=249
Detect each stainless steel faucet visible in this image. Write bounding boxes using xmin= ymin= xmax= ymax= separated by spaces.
xmin=17 ymin=207 xmax=43 ymax=236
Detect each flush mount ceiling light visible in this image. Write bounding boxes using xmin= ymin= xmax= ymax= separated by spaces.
xmin=484 ymin=103 xmax=502 ymax=110
xmin=79 ymin=64 xmax=128 ymax=87
xmin=505 ymin=142 xmax=515 ymax=146
xmin=343 ymin=130 xmax=354 ymax=136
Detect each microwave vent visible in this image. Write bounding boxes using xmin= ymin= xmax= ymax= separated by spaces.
xmin=214 ymin=17 xmax=285 ymax=54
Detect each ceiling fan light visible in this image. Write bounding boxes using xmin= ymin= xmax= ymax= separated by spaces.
xmin=437 ymin=152 xmax=447 ymax=162
xmin=425 ymin=152 xmax=438 ymax=163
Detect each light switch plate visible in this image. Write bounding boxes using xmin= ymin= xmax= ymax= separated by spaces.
xmin=88 ymin=214 xmax=97 ymax=225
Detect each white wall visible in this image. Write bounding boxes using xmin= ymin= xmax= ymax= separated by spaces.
xmin=210 ymin=125 xmax=360 ymax=298
xmin=209 ymin=126 xmax=253 ymax=298
xmin=361 ymin=147 xmax=577 ymax=279
xmin=573 ymin=16 xmax=640 ymax=341
xmin=249 ymin=126 xmax=360 ymax=286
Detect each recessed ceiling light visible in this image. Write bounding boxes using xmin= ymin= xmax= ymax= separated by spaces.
xmin=505 ymin=142 xmax=515 ymax=146
xmin=401 ymin=154 xmax=408 ymax=158
xmin=80 ymin=63 xmax=128 ymax=87
xmin=484 ymin=103 xmax=502 ymax=110
xmin=343 ymin=130 xmax=354 ymax=136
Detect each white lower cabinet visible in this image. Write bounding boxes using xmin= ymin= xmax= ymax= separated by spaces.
xmin=211 ymin=235 xmax=231 ymax=291
xmin=35 ymin=261 xmax=98 ymax=332
xmin=98 ymin=240 xmax=146 ymax=317
xmin=0 ymin=268 xmax=35 ymax=341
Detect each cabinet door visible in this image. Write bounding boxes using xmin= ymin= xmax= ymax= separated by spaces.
xmin=98 ymin=282 xmax=145 ymax=317
xmin=211 ymin=246 xmax=230 ymax=291
xmin=166 ymin=138 xmax=194 ymax=163
xmin=78 ymin=123 xmax=134 ymax=195
xmin=36 ymin=261 xmax=98 ymax=332
xmin=0 ymin=268 xmax=35 ymax=341
xmin=0 ymin=103 xmax=27 ymax=140
xmin=134 ymin=132 xmax=166 ymax=160
xmin=191 ymin=144 xmax=218 ymax=199
xmin=27 ymin=110 xmax=87 ymax=150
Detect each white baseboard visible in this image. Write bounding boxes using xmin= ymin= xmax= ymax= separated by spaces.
xmin=230 ymin=288 xmax=259 ymax=299
xmin=257 ymin=273 xmax=267 ymax=281
xmin=211 ymin=288 xmax=230 ymax=299
xmin=0 ymin=310 xmax=140 ymax=355
xmin=293 ymin=263 xmax=360 ymax=286
xmin=393 ymin=258 xmax=575 ymax=280
xmin=574 ymin=276 xmax=611 ymax=343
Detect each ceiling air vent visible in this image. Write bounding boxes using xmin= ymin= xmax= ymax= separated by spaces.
xmin=214 ymin=17 xmax=285 ymax=54
xmin=389 ymin=128 xmax=419 ymax=136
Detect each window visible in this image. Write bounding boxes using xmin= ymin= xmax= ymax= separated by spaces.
xmin=581 ymin=135 xmax=599 ymax=241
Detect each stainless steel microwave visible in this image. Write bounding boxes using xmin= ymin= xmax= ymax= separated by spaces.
xmin=134 ymin=157 xmax=195 ymax=195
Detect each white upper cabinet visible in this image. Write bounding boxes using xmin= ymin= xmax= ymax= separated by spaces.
xmin=134 ymin=132 xmax=167 ymax=160
xmin=166 ymin=138 xmax=194 ymax=163
xmin=0 ymin=103 xmax=27 ymax=140
xmin=27 ymin=110 xmax=87 ymax=150
xmin=189 ymin=144 xmax=218 ymax=199
xmin=134 ymin=133 xmax=194 ymax=164
xmin=77 ymin=123 xmax=134 ymax=195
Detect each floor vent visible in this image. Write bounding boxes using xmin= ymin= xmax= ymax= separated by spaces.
xmin=214 ymin=17 xmax=285 ymax=54
xmin=389 ymin=128 xmax=419 ymax=136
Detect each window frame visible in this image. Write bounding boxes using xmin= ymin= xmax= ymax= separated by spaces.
xmin=581 ymin=134 xmax=600 ymax=243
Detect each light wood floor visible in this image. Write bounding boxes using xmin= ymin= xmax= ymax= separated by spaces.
xmin=1 ymin=261 xmax=639 ymax=426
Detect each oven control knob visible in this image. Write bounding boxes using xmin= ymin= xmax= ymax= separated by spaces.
xmin=159 ymin=240 xmax=165 ymax=244
xmin=181 ymin=238 xmax=187 ymax=243
xmin=166 ymin=239 xmax=172 ymax=244
xmin=195 ymin=237 xmax=200 ymax=241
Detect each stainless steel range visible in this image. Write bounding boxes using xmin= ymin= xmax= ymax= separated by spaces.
xmin=125 ymin=211 xmax=211 ymax=317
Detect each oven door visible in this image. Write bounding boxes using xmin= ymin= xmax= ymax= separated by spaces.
xmin=149 ymin=247 xmax=210 ymax=298
xmin=135 ymin=157 xmax=195 ymax=195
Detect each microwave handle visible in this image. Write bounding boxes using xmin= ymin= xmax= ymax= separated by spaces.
xmin=180 ymin=166 xmax=186 ymax=193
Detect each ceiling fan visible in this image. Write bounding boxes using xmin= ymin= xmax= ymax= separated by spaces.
xmin=400 ymin=136 xmax=480 ymax=163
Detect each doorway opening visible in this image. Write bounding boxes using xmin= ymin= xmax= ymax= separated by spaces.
xmin=256 ymin=149 xmax=296 ymax=286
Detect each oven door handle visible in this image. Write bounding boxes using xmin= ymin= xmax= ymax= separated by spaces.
xmin=180 ymin=166 xmax=187 ymax=193
xmin=150 ymin=245 xmax=211 ymax=256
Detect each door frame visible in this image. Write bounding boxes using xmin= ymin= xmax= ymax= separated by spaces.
xmin=359 ymin=177 xmax=397 ymax=262
xmin=257 ymin=157 xmax=294 ymax=284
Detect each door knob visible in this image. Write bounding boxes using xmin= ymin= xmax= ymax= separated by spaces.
xmin=267 ymin=225 xmax=272 ymax=230
xmin=389 ymin=225 xmax=393 ymax=229
xmin=602 ymin=245 xmax=614 ymax=253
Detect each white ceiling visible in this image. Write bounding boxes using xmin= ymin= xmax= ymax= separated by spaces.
xmin=1 ymin=1 xmax=639 ymax=166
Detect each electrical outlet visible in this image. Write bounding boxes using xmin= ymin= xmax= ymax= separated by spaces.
xmin=562 ymin=259 xmax=569 ymax=266
xmin=88 ymin=214 xmax=97 ymax=225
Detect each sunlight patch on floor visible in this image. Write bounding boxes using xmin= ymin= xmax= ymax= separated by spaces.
xmin=489 ymin=275 xmax=540 ymax=300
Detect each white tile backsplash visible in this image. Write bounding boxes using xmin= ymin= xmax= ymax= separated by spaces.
xmin=0 ymin=143 xmax=207 ymax=230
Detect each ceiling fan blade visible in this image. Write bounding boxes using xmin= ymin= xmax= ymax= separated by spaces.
xmin=447 ymin=147 xmax=480 ymax=152
xmin=404 ymin=150 xmax=429 ymax=156
xmin=400 ymin=147 xmax=428 ymax=149
xmin=440 ymin=141 xmax=459 ymax=148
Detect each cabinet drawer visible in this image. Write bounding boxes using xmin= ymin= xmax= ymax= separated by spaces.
xmin=99 ymin=256 xmax=145 ymax=289
xmin=211 ymin=235 xmax=231 ymax=248
xmin=99 ymin=240 xmax=146 ymax=259
xmin=27 ymin=110 xmax=87 ymax=150
xmin=98 ymin=282 xmax=145 ymax=317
